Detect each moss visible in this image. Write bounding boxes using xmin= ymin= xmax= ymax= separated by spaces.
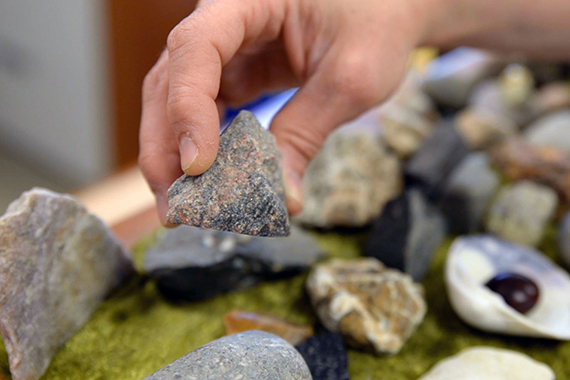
xmin=1 ymin=228 xmax=569 ymax=379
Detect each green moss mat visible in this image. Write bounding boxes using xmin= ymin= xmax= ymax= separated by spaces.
xmin=1 ymin=228 xmax=569 ymax=379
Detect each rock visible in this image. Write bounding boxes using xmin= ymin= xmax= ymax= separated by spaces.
xmin=143 ymin=330 xmax=312 ymax=380
xmin=295 ymin=332 xmax=349 ymax=380
xmin=557 ymin=211 xmax=570 ymax=269
xmin=144 ymin=224 xmax=324 ymax=301
xmin=381 ymin=105 xmax=436 ymax=159
xmin=0 ymin=188 xmax=133 ymax=380
xmin=454 ymin=107 xmax=517 ymax=149
xmin=499 ymin=63 xmax=535 ymax=107
xmin=491 ymin=138 xmax=570 ymax=212
xmin=485 ymin=181 xmax=558 ymax=247
xmin=384 ymin=71 xmax=439 ymax=122
xmin=524 ymin=110 xmax=570 ymax=153
xmin=306 ymin=258 xmax=426 ymax=354
xmin=296 ymin=122 xmax=402 ymax=228
xmin=223 ymin=309 xmax=313 ymax=346
xmin=531 ymin=82 xmax=570 ymax=114
xmin=364 ymin=189 xmax=447 ymax=281
xmin=438 ymin=153 xmax=500 ymax=234
xmin=166 ymin=110 xmax=290 ymax=237
xmin=418 ymin=346 xmax=555 ymax=380
xmin=404 ymin=122 xmax=471 ymax=197
xmin=422 ymin=47 xmax=502 ymax=108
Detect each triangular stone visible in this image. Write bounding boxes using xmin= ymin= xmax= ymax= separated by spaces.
xmin=167 ymin=110 xmax=290 ymax=236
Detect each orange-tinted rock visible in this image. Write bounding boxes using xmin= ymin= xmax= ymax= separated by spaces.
xmin=223 ymin=310 xmax=313 ymax=346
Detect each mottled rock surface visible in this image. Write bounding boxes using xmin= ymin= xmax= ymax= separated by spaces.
xmin=364 ymin=189 xmax=447 ymax=281
xmin=306 ymin=258 xmax=426 ymax=354
xmin=296 ymin=123 xmax=402 ymax=228
xmin=485 ymin=181 xmax=558 ymax=247
xmin=145 ymin=225 xmax=324 ymax=301
xmin=438 ymin=153 xmax=500 ymax=234
xmin=381 ymin=105 xmax=436 ymax=159
xmin=454 ymin=108 xmax=517 ymax=149
xmin=223 ymin=309 xmax=313 ymax=346
xmin=557 ymin=212 xmax=570 ymax=269
xmin=0 ymin=188 xmax=133 ymax=380
xmin=418 ymin=346 xmax=555 ymax=380
xmin=167 ymin=110 xmax=290 ymax=236
xmin=295 ymin=332 xmax=349 ymax=380
xmin=143 ymin=331 xmax=312 ymax=380
xmin=524 ymin=110 xmax=570 ymax=153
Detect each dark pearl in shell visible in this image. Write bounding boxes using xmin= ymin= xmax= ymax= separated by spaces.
xmin=485 ymin=272 xmax=540 ymax=314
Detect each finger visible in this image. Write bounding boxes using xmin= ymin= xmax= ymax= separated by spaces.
xmin=139 ymin=50 xmax=183 ymax=226
xmin=166 ymin=0 xmax=287 ymax=176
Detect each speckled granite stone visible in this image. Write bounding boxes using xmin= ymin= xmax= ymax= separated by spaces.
xmin=143 ymin=331 xmax=312 ymax=380
xmin=0 ymin=188 xmax=133 ymax=380
xmin=166 ymin=110 xmax=290 ymax=237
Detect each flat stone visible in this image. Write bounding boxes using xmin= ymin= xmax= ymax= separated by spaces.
xmin=144 ymin=224 xmax=324 ymax=301
xmin=404 ymin=121 xmax=471 ymax=198
xmin=485 ymin=181 xmax=558 ymax=247
xmin=454 ymin=107 xmax=517 ymax=149
xmin=438 ymin=152 xmax=500 ymax=234
xmin=167 ymin=110 xmax=290 ymax=237
xmin=223 ymin=309 xmax=313 ymax=346
xmin=143 ymin=330 xmax=312 ymax=380
xmin=364 ymin=189 xmax=447 ymax=281
xmin=295 ymin=332 xmax=349 ymax=380
xmin=0 ymin=188 xmax=133 ymax=380
xmin=557 ymin=211 xmax=570 ymax=269
xmin=306 ymin=258 xmax=426 ymax=354
xmin=296 ymin=122 xmax=402 ymax=228
xmin=524 ymin=110 xmax=570 ymax=153
xmin=418 ymin=346 xmax=555 ymax=380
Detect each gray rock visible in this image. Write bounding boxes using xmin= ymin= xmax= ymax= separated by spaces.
xmin=557 ymin=211 xmax=570 ymax=269
xmin=439 ymin=153 xmax=500 ymax=234
xmin=524 ymin=110 xmax=570 ymax=153
xmin=485 ymin=181 xmax=558 ymax=247
xmin=364 ymin=189 xmax=447 ymax=281
xmin=143 ymin=331 xmax=312 ymax=380
xmin=296 ymin=122 xmax=402 ymax=228
xmin=167 ymin=110 xmax=290 ymax=237
xmin=0 ymin=188 xmax=133 ymax=380
xmin=145 ymin=225 xmax=324 ymax=301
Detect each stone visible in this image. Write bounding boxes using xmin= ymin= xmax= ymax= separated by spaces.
xmin=531 ymin=82 xmax=570 ymax=114
xmin=144 ymin=224 xmax=324 ymax=301
xmin=364 ymin=189 xmax=447 ymax=281
xmin=296 ymin=122 xmax=402 ymax=228
xmin=485 ymin=181 xmax=558 ymax=247
xmin=166 ymin=110 xmax=290 ymax=237
xmin=306 ymin=258 xmax=426 ymax=355
xmin=383 ymin=71 xmax=439 ymax=122
xmin=0 ymin=188 xmax=134 ymax=380
xmin=295 ymin=332 xmax=349 ymax=380
xmin=404 ymin=122 xmax=471 ymax=197
xmin=438 ymin=153 xmax=500 ymax=234
xmin=223 ymin=309 xmax=313 ymax=346
xmin=418 ymin=346 xmax=555 ymax=380
xmin=143 ymin=330 xmax=312 ymax=380
xmin=454 ymin=107 xmax=517 ymax=149
xmin=557 ymin=211 xmax=570 ymax=269
xmin=490 ymin=138 xmax=570 ymax=212
xmin=499 ymin=63 xmax=536 ymax=107
xmin=524 ymin=110 xmax=570 ymax=153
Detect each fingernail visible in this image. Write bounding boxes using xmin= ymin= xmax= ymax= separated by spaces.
xmin=179 ymin=134 xmax=198 ymax=172
xmin=283 ymin=169 xmax=304 ymax=215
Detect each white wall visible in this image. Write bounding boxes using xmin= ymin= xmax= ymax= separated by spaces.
xmin=0 ymin=0 xmax=112 ymax=187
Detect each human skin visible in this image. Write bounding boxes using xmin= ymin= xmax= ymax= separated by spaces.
xmin=138 ymin=0 xmax=570 ymax=224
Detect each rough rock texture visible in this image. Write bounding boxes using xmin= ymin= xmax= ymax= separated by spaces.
xmin=306 ymin=258 xmax=426 ymax=355
xmin=485 ymin=181 xmax=558 ymax=247
xmin=524 ymin=110 xmax=570 ymax=153
xmin=438 ymin=153 xmax=500 ymax=234
xmin=454 ymin=107 xmax=517 ymax=149
xmin=0 ymin=188 xmax=133 ymax=380
xmin=144 ymin=224 xmax=324 ymax=301
xmin=557 ymin=212 xmax=570 ymax=269
xmin=381 ymin=105 xmax=436 ymax=159
xmin=364 ymin=189 xmax=447 ymax=281
xmin=491 ymin=138 xmax=570 ymax=213
xmin=418 ymin=346 xmax=555 ymax=380
xmin=295 ymin=332 xmax=350 ymax=380
xmin=143 ymin=331 xmax=312 ymax=380
xmin=167 ymin=110 xmax=290 ymax=236
xmin=223 ymin=309 xmax=313 ymax=346
xmin=296 ymin=123 xmax=402 ymax=228
xmin=404 ymin=122 xmax=471 ymax=197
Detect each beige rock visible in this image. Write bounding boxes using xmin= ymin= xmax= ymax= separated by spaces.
xmin=532 ymin=82 xmax=570 ymax=115
xmin=499 ymin=63 xmax=535 ymax=107
xmin=306 ymin=258 xmax=426 ymax=354
xmin=418 ymin=346 xmax=554 ymax=380
xmin=454 ymin=107 xmax=517 ymax=149
xmin=381 ymin=105 xmax=436 ymax=158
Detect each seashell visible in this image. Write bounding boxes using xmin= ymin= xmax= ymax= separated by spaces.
xmin=445 ymin=234 xmax=570 ymax=339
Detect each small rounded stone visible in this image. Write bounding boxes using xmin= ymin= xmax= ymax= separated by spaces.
xmin=485 ymin=272 xmax=539 ymax=314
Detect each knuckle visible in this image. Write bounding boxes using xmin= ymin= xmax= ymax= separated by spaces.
xmin=332 ymin=55 xmax=381 ymax=106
